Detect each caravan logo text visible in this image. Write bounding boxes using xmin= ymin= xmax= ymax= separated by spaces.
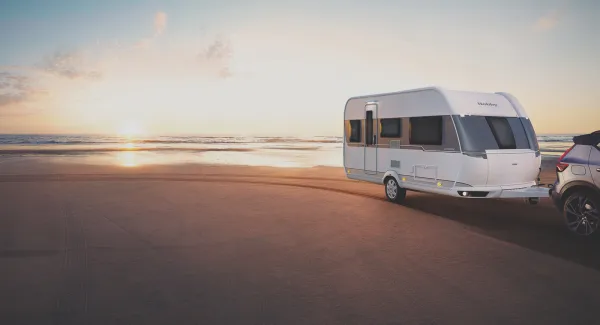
xmin=477 ymin=102 xmax=498 ymax=107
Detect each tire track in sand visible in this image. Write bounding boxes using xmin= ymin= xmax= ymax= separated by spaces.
xmin=0 ymin=173 xmax=386 ymax=203
xmin=53 ymin=203 xmax=89 ymax=325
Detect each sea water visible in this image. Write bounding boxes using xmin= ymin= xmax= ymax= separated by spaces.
xmin=0 ymin=134 xmax=577 ymax=168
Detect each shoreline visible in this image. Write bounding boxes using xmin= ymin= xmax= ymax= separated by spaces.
xmin=0 ymin=149 xmax=560 ymax=168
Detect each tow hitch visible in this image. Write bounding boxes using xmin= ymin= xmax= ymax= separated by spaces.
xmin=525 ymin=197 xmax=540 ymax=205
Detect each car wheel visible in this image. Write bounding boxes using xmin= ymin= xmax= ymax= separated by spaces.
xmin=385 ymin=177 xmax=406 ymax=204
xmin=563 ymin=191 xmax=600 ymax=236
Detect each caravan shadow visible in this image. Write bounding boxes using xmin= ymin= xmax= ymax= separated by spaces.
xmin=401 ymin=192 xmax=600 ymax=271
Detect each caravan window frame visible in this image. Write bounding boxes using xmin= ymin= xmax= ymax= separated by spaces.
xmin=348 ymin=120 xmax=362 ymax=143
xmin=409 ymin=116 xmax=443 ymax=146
xmin=519 ymin=118 xmax=540 ymax=152
xmin=453 ymin=115 xmax=539 ymax=152
xmin=380 ymin=118 xmax=402 ymax=138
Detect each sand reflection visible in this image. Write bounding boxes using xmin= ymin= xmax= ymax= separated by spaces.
xmin=117 ymin=151 xmax=138 ymax=167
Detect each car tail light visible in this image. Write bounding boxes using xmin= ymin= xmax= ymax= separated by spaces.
xmin=556 ymin=162 xmax=569 ymax=172
xmin=556 ymin=145 xmax=574 ymax=172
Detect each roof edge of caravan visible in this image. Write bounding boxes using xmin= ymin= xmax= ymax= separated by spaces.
xmin=345 ymin=86 xmax=446 ymax=101
xmin=344 ymin=86 xmax=529 ymax=119
xmin=343 ymin=86 xmax=449 ymax=117
xmin=494 ymin=92 xmax=530 ymax=118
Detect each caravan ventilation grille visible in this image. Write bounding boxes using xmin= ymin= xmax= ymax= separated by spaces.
xmin=389 ymin=140 xmax=402 ymax=149
xmin=391 ymin=160 xmax=400 ymax=168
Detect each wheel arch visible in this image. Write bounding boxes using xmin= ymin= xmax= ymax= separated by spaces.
xmin=383 ymin=170 xmax=400 ymax=185
xmin=559 ymin=181 xmax=600 ymax=209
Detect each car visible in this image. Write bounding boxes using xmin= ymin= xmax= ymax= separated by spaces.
xmin=550 ymin=131 xmax=600 ymax=236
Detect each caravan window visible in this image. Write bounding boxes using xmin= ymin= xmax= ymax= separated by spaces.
xmin=380 ymin=118 xmax=402 ymax=138
xmin=486 ymin=117 xmax=516 ymax=149
xmin=366 ymin=111 xmax=374 ymax=145
xmin=506 ymin=118 xmax=531 ymax=149
xmin=349 ymin=120 xmax=362 ymax=143
xmin=520 ymin=118 xmax=540 ymax=152
xmin=452 ymin=115 xmax=535 ymax=152
xmin=409 ymin=116 xmax=443 ymax=145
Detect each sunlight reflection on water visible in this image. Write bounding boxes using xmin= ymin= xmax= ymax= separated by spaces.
xmin=67 ymin=148 xmax=343 ymax=168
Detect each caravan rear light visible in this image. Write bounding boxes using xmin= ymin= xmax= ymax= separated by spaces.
xmin=556 ymin=145 xmax=575 ymax=172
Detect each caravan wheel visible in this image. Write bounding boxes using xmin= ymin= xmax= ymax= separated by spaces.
xmin=385 ymin=177 xmax=406 ymax=204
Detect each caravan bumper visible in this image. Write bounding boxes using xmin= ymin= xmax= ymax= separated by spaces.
xmin=496 ymin=186 xmax=551 ymax=199
xmin=453 ymin=185 xmax=551 ymax=199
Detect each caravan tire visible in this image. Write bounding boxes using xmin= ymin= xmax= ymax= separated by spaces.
xmin=385 ymin=177 xmax=406 ymax=204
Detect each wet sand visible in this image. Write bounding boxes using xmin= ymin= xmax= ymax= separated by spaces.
xmin=1 ymin=157 xmax=600 ymax=324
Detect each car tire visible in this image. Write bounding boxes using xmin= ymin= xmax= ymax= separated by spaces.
xmin=385 ymin=177 xmax=406 ymax=204
xmin=562 ymin=190 xmax=600 ymax=237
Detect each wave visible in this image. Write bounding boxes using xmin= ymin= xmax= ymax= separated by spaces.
xmin=0 ymin=135 xmax=344 ymax=145
xmin=0 ymin=147 xmax=258 ymax=155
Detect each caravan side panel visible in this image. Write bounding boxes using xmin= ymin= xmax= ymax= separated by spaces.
xmin=376 ymin=114 xmax=463 ymax=186
xmin=456 ymin=156 xmax=489 ymax=186
xmin=344 ymin=98 xmax=366 ymax=170
xmin=378 ymin=149 xmax=464 ymax=183
xmin=345 ymin=89 xmax=463 ymax=185
xmin=345 ymin=146 xmax=364 ymax=170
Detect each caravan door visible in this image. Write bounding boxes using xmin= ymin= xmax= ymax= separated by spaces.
xmin=364 ymin=103 xmax=378 ymax=174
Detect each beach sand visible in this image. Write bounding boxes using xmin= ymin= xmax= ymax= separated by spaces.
xmin=2 ymin=157 xmax=600 ymax=324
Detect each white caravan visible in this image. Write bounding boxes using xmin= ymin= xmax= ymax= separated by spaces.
xmin=343 ymin=86 xmax=550 ymax=203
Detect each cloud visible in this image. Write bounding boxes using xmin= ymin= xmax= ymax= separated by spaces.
xmin=133 ymin=12 xmax=167 ymax=49
xmin=203 ymin=39 xmax=233 ymax=60
xmin=534 ymin=8 xmax=564 ymax=32
xmin=197 ymin=37 xmax=234 ymax=78
xmin=154 ymin=12 xmax=167 ymax=36
xmin=0 ymin=71 xmax=47 ymax=107
xmin=134 ymin=37 xmax=153 ymax=49
xmin=38 ymin=51 xmax=102 ymax=80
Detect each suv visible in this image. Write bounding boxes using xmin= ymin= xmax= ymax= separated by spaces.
xmin=550 ymin=131 xmax=600 ymax=236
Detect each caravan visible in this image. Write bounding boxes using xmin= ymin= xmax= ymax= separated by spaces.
xmin=343 ymin=87 xmax=550 ymax=203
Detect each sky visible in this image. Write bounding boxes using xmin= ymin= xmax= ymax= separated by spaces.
xmin=0 ymin=0 xmax=598 ymax=136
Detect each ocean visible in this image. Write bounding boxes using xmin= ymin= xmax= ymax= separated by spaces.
xmin=0 ymin=134 xmax=576 ymax=168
